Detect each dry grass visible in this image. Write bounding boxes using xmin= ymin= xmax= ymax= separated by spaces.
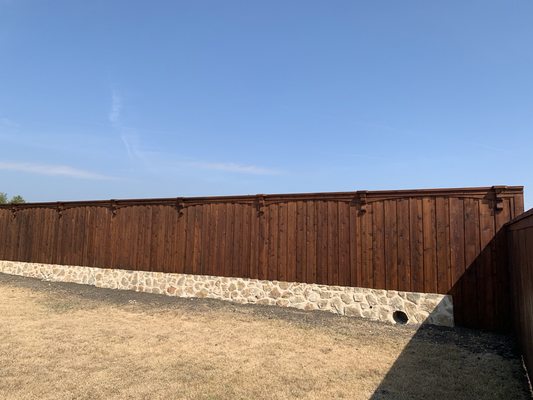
xmin=0 ymin=274 xmax=530 ymax=400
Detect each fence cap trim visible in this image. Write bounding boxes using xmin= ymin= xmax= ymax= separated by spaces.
xmin=0 ymin=185 xmax=524 ymax=210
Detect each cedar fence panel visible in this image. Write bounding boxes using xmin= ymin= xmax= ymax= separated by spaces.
xmin=507 ymin=209 xmax=533 ymax=377
xmin=0 ymin=186 xmax=524 ymax=331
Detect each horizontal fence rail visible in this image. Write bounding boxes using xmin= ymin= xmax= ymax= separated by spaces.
xmin=0 ymin=186 xmax=524 ymax=330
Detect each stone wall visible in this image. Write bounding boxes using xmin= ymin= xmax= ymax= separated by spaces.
xmin=0 ymin=260 xmax=454 ymax=327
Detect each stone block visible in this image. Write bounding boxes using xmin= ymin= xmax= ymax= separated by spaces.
xmin=344 ymin=304 xmax=362 ymax=317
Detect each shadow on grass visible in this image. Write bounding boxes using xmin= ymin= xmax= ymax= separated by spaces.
xmin=371 ymin=215 xmax=533 ymax=399
xmin=369 ymin=299 xmax=531 ymax=400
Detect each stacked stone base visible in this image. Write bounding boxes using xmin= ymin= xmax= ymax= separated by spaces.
xmin=0 ymin=260 xmax=454 ymax=327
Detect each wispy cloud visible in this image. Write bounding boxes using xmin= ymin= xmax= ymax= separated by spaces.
xmin=107 ymin=89 xmax=280 ymax=175
xmin=120 ymin=132 xmax=152 ymax=165
xmin=108 ymin=90 xmax=145 ymax=164
xmin=0 ymin=161 xmax=113 ymax=180
xmin=0 ymin=117 xmax=19 ymax=129
xmin=472 ymin=142 xmax=513 ymax=154
xmin=120 ymin=133 xmax=135 ymax=160
xmin=109 ymin=90 xmax=122 ymax=128
xmin=183 ymin=161 xmax=280 ymax=175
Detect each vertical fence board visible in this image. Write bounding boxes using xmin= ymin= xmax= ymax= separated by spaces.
xmin=199 ymin=204 xmax=210 ymax=276
xmin=306 ymin=201 xmax=317 ymax=284
xmin=248 ymin=204 xmax=258 ymax=280
xmin=267 ymin=204 xmax=278 ymax=281
xmin=422 ymin=197 xmax=437 ymax=293
xmin=317 ymin=201 xmax=328 ymax=285
xmin=478 ymin=199 xmax=496 ymax=329
xmin=397 ymin=198 xmax=411 ymax=292
xmin=436 ymin=198 xmax=450 ymax=294
xmin=361 ymin=203 xmax=373 ymax=288
xmin=232 ymin=204 xmax=243 ymax=278
xmin=215 ymin=204 xmax=227 ymax=278
xmin=327 ymin=201 xmax=339 ymax=286
xmin=463 ymin=198 xmax=481 ymax=328
xmin=258 ymin=206 xmax=267 ymax=280
xmin=349 ymin=203 xmax=359 ymax=287
xmin=409 ymin=198 xmax=424 ymax=293
xmin=384 ymin=200 xmax=398 ymax=290
xmin=372 ymin=201 xmax=385 ymax=289
xmin=278 ymin=202 xmax=288 ymax=282
xmin=184 ymin=206 xmax=195 ymax=275
xmin=338 ymin=201 xmax=350 ymax=287
xmin=287 ymin=202 xmax=297 ymax=283
xmin=296 ymin=201 xmax=306 ymax=283
xmin=495 ymin=199 xmax=512 ymax=328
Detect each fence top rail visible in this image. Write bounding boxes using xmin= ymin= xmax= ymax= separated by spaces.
xmin=506 ymin=207 xmax=533 ymax=229
xmin=0 ymin=185 xmax=523 ymax=210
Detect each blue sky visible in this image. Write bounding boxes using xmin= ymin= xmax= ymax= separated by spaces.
xmin=1 ymin=1 xmax=532 ymax=209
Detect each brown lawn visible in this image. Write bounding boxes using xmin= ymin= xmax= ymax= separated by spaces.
xmin=0 ymin=273 xmax=530 ymax=400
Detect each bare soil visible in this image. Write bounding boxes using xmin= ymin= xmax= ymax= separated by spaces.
xmin=0 ymin=273 xmax=530 ymax=400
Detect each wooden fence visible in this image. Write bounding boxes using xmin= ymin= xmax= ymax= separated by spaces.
xmin=0 ymin=186 xmax=524 ymax=330
xmin=507 ymin=209 xmax=533 ymax=377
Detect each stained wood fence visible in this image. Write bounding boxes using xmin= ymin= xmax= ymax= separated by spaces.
xmin=0 ymin=186 xmax=524 ymax=330
xmin=507 ymin=209 xmax=533 ymax=377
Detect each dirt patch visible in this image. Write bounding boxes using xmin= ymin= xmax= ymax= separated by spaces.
xmin=0 ymin=273 xmax=530 ymax=400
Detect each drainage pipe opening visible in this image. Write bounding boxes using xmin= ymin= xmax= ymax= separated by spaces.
xmin=393 ymin=310 xmax=409 ymax=325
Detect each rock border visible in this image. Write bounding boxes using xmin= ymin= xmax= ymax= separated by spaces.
xmin=0 ymin=260 xmax=453 ymax=327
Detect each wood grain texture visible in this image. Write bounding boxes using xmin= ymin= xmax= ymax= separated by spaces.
xmin=507 ymin=210 xmax=533 ymax=377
